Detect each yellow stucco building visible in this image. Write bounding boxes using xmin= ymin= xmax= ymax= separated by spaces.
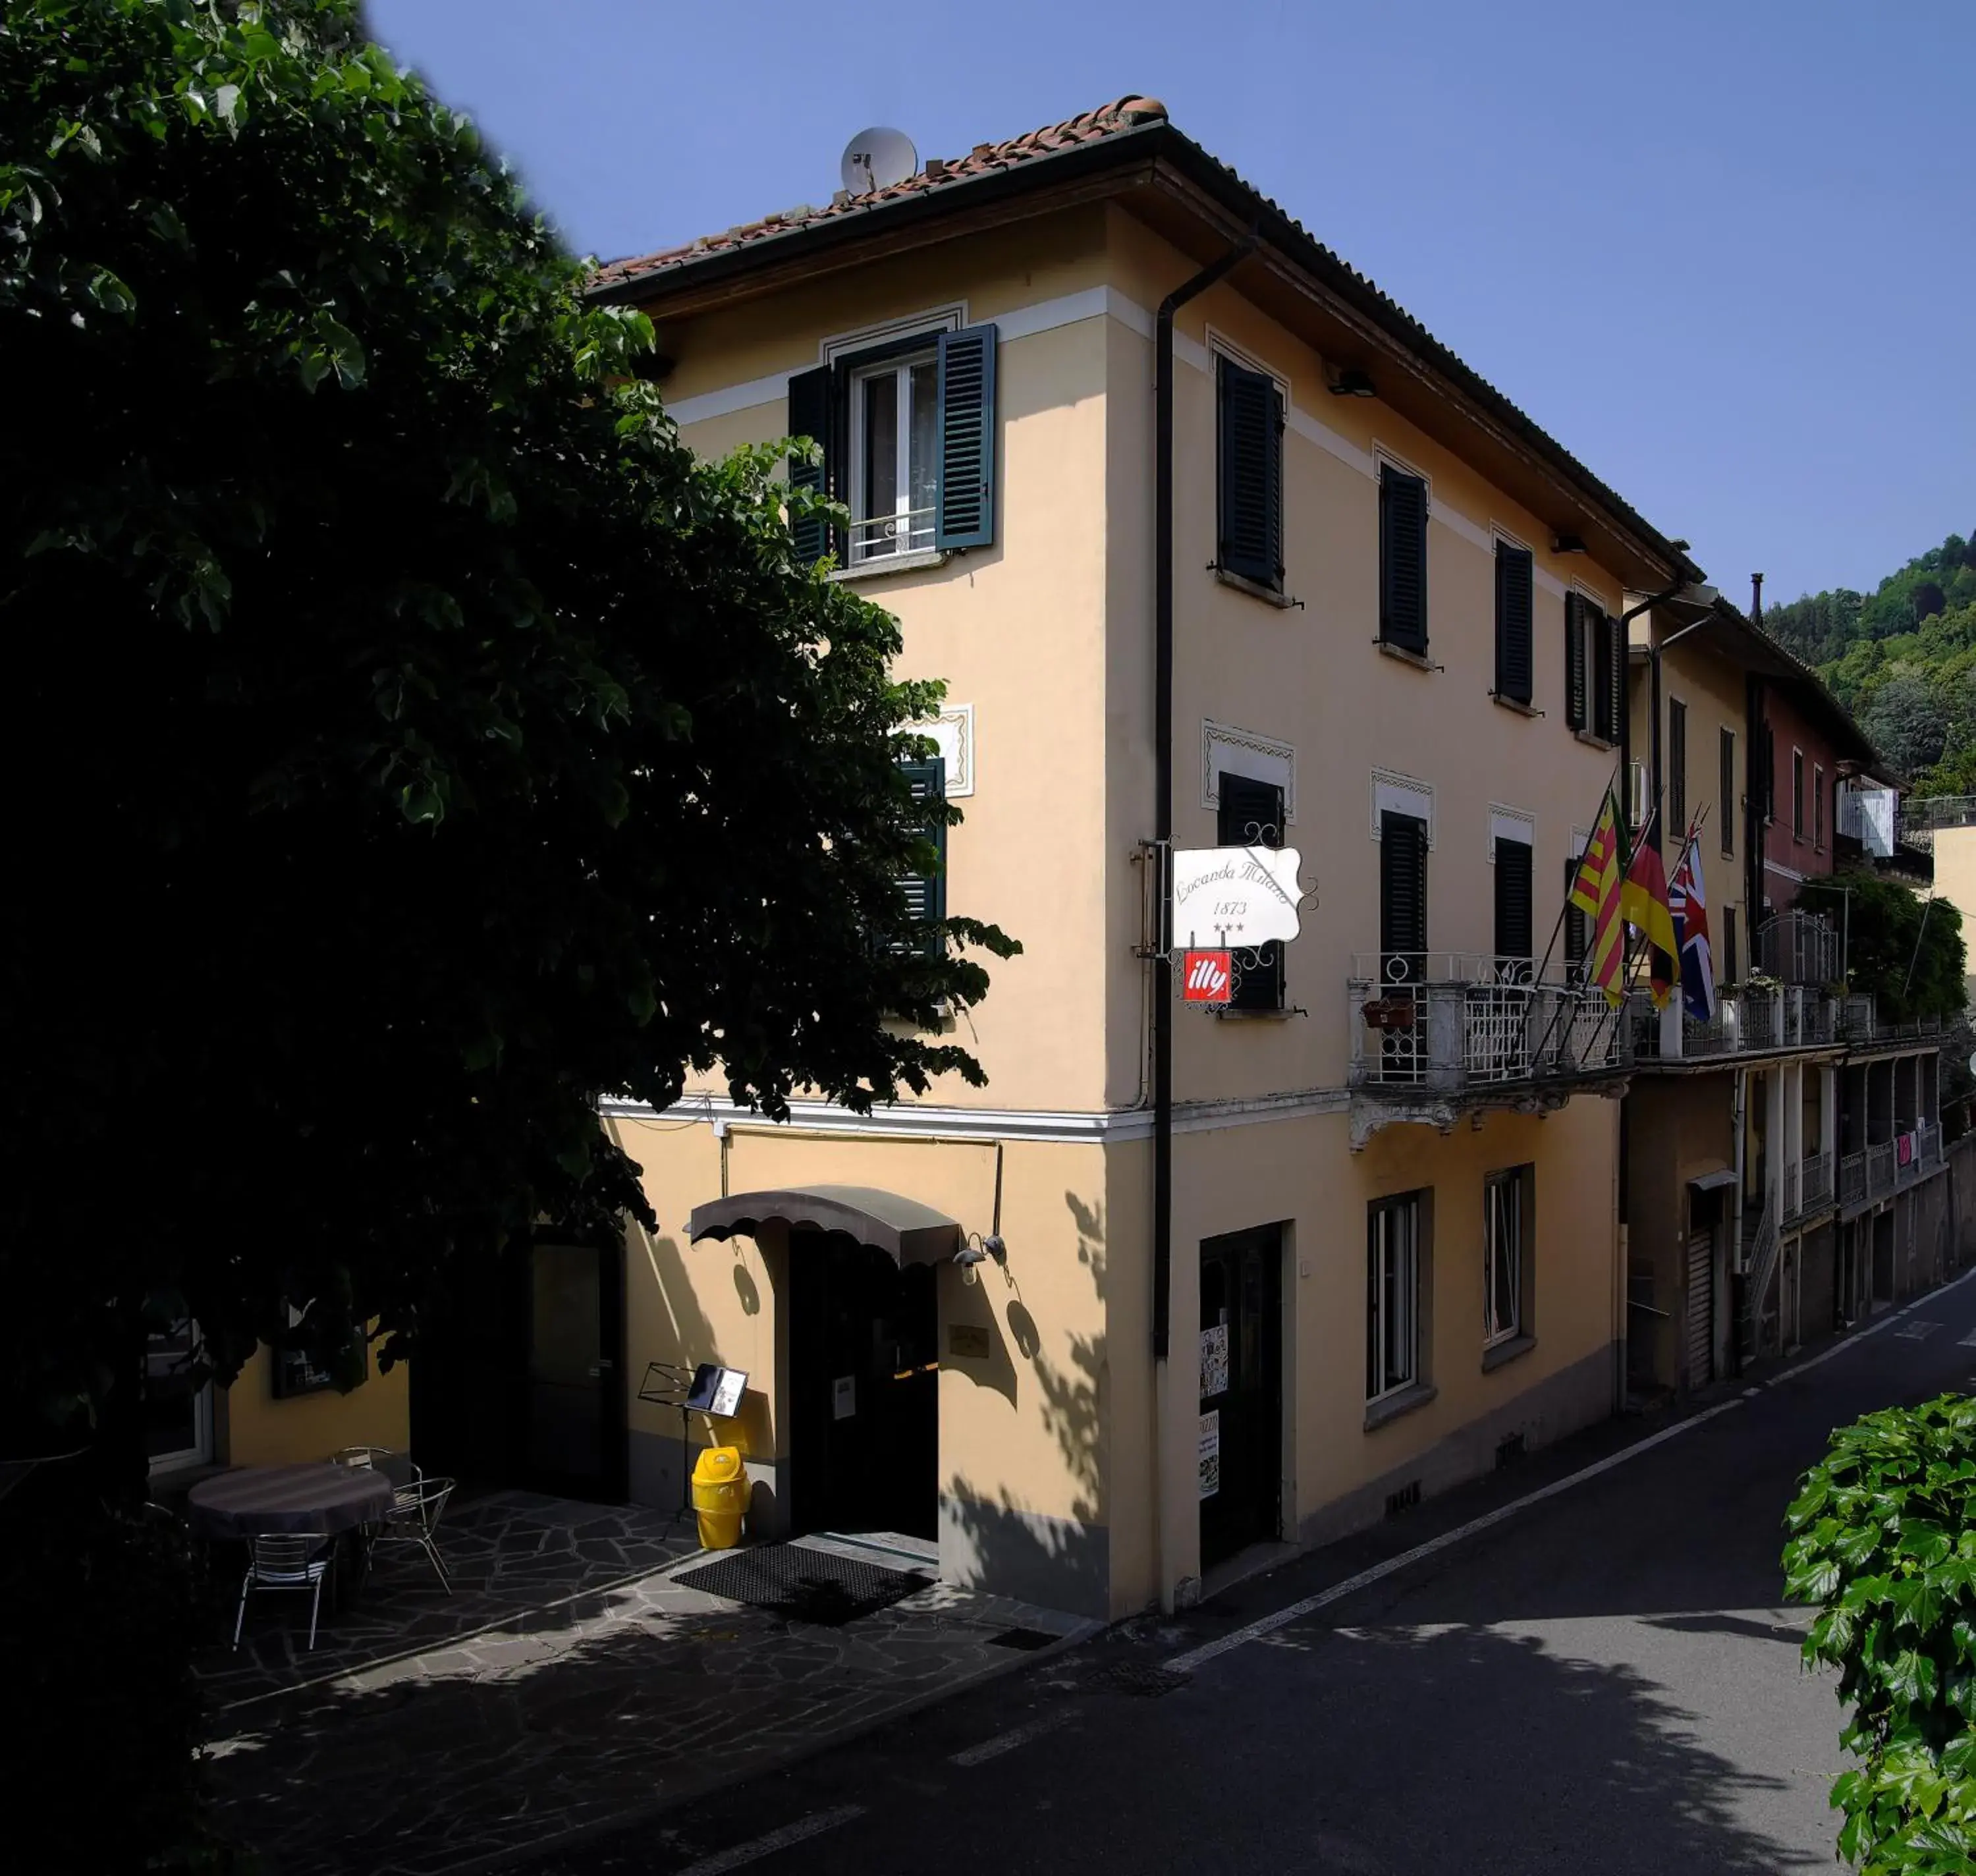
xmin=393 ymin=96 xmax=1734 ymax=1620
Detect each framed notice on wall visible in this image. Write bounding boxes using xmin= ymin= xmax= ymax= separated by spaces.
xmin=269 ymin=1302 xmax=368 ymax=1400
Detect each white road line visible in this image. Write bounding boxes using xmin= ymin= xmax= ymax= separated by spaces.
xmin=1164 ymin=1398 xmax=1745 ymax=1676
xmin=1959 ymin=1329 xmax=1976 ymax=1349
xmin=950 ymin=1710 xmax=1075 ymax=1767
xmin=1894 ymin=1321 xmax=1944 ymax=1340
xmin=672 ymin=1807 xmax=865 ymax=1876
xmin=1166 ymin=1262 xmax=1976 ymax=1680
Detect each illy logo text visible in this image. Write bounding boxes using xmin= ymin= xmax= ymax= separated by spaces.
xmin=1181 ymin=949 xmax=1234 ymax=1005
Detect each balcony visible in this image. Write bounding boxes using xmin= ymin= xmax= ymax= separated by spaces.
xmin=1348 ymin=953 xmax=1628 ymax=1143
xmin=1753 ymin=910 xmax=1841 ymax=987
xmin=1628 ymin=984 xmax=1845 ymax=1063
xmin=1782 ymin=1149 xmax=1834 ymax=1226
xmin=1838 ymin=1129 xmax=1946 ymax=1212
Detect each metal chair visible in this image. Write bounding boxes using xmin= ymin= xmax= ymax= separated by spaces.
xmin=366 ymin=1476 xmax=456 ymax=1595
xmin=233 ymin=1533 xmax=333 ymax=1650
xmin=330 ymin=1445 xmax=422 ymax=1489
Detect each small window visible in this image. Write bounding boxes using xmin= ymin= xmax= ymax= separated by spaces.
xmin=848 ymin=350 xmax=940 ymax=565
xmin=1493 ymin=830 xmax=1533 ymax=980
xmin=1589 ymin=597 xmax=1620 ymax=743
xmin=1216 ymin=356 xmax=1284 ymax=590
xmin=895 ymin=757 xmax=947 ymax=958
xmin=1562 ymin=854 xmax=1588 ymax=977
xmin=1792 ymin=749 xmax=1805 ymax=839
xmin=1494 ymin=540 xmax=1534 ymax=705
xmin=1218 ymin=773 xmax=1286 ymax=1010
xmin=1367 ymin=1193 xmax=1423 ymax=1402
xmin=1722 ymin=902 xmax=1740 ymax=987
xmin=1814 ymin=764 xmax=1826 ymax=850
xmin=1379 ymin=463 xmax=1429 ymax=652
xmin=1720 ymin=727 xmax=1736 ymax=858
xmin=785 ymin=324 xmax=999 ymax=566
xmin=1668 ymin=698 xmax=1688 ymax=842
xmin=146 ymin=1318 xmax=213 ymax=1474
xmin=1379 ymin=810 xmax=1429 ymax=978
xmin=1484 ymin=1167 xmax=1531 ymax=1348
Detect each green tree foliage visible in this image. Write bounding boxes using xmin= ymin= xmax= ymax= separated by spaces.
xmin=1784 ymin=1396 xmax=1976 ymax=1875
xmin=1765 ymin=532 xmax=1976 ymax=792
xmin=0 ymin=0 xmax=1017 ymax=1448
xmin=1801 ymin=871 xmax=1965 ymax=1022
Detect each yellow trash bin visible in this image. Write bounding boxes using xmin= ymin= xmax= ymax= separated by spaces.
xmin=691 ymin=1446 xmax=748 ymax=1549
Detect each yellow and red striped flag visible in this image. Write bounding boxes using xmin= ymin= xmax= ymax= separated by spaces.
xmin=1570 ymin=790 xmax=1626 ymax=1007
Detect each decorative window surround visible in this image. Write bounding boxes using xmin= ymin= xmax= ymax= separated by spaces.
xmin=821 ymin=304 xmax=966 ymax=367
xmin=1203 ymin=720 xmax=1295 ymax=823
xmin=917 ymin=704 xmax=975 ymax=797
xmin=1489 ymin=805 xmax=1535 ymax=864
xmin=1371 ymin=769 xmax=1435 ymax=846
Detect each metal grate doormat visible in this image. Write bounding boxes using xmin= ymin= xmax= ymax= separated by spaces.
xmin=673 ymin=1545 xmax=933 ymax=1626
xmin=987 ymin=1626 xmax=1060 ymax=1651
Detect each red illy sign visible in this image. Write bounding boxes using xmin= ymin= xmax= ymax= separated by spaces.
xmin=1181 ymin=949 xmax=1233 ymax=1004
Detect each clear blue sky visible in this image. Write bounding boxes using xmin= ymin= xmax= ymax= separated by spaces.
xmin=366 ymin=0 xmax=1972 ymax=605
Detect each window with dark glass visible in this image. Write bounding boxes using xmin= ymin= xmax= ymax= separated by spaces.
xmin=1218 ymin=772 xmax=1286 ymax=1010
xmin=1720 ymin=727 xmax=1736 ymax=856
xmin=1668 ymin=698 xmax=1688 ymax=841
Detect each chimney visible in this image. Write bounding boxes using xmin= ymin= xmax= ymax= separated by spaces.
xmin=1751 ymin=572 xmax=1764 ymax=626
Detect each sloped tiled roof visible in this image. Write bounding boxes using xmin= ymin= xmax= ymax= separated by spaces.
xmin=590 ymin=96 xmax=1703 ymax=586
xmin=591 ymin=96 xmax=1170 ymax=289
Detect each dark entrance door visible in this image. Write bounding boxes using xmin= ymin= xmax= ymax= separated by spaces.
xmin=1199 ymin=1225 xmax=1282 ymax=1570
xmin=523 ymin=1238 xmax=626 ymax=1501
xmin=789 ymin=1234 xmax=938 ymax=1539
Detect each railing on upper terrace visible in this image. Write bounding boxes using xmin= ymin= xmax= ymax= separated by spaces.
xmin=1628 ymin=984 xmax=1938 ymax=1062
xmin=1753 ymin=910 xmax=1841 ymax=987
xmin=1838 ymin=1130 xmax=1947 ymax=1209
xmin=1893 ymin=796 xmax=1976 ymax=854
xmin=1348 ymin=954 xmax=1627 ymax=1095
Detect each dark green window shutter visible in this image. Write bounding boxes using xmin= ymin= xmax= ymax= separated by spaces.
xmin=1494 ymin=836 xmax=1533 ymax=972
xmin=935 ymin=325 xmax=997 ymax=549
xmin=1379 ymin=464 xmax=1429 ymax=651
xmin=786 ymin=365 xmax=834 ymax=565
xmin=1586 ymin=599 xmax=1620 ymax=742
xmin=1722 ymin=902 xmax=1739 ymax=986
xmin=896 ymin=758 xmax=947 ymax=958
xmin=1216 ymin=358 xmax=1284 ymax=589
xmin=1379 ymin=811 xmax=1428 ymax=961
xmin=1564 ymin=592 xmax=1588 ymax=731
xmin=1495 ymin=541 xmax=1534 ymax=704
xmin=1672 ymin=700 xmax=1691 ymax=837
xmin=1563 ymin=856 xmax=1588 ymax=968
xmin=1217 ymin=772 xmax=1285 ymax=1010
xmin=1763 ymin=725 xmax=1776 ymax=821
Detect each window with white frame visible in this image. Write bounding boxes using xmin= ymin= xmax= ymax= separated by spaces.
xmin=1484 ymin=1167 xmax=1530 ymax=1347
xmin=847 ymin=348 xmax=940 ymax=565
xmin=145 ymin=1316 xmax=213 ymax=1473
xmin=1367 ymin=1192 xmax=1423 ymax=1401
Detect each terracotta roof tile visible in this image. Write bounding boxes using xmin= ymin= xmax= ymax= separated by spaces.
xmin=590 ymin=95 xmax=1168 ymax=287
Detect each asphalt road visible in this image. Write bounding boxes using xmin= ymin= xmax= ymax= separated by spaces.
xmin=520 ymin=1269 xmax=1976 ymax=1876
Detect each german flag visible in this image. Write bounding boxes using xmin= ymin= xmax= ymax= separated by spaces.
xmin=1570 ymin=790 xmax=1625 ymax=1007
xmin=1622 ymin=831 xmax=1680 ymax=1009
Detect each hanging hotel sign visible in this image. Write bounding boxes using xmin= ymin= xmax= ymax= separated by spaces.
xmin=1172 ymin=846 xmax=1305 ymax=948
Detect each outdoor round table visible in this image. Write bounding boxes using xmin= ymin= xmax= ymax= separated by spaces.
xmin=186 ymin=1462 xmax=394 ymax=1541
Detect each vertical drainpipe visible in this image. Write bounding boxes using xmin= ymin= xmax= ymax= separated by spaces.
xmin=1153 ymin=233 xmax=1253 ymax=1614
xmin=1616 ymin=605 xmax=1634 ymax=1413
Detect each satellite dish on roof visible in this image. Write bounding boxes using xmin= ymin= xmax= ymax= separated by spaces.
xmin=841 ymin=127 xmax=918 ymax=195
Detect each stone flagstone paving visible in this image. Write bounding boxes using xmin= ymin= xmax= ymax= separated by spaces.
xmin=198 ymin=1496 xmax=1090 ymax=1874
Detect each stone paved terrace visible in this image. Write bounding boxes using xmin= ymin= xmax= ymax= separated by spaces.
xmin=196 ymin=1493 xmax=1091 ymax=1874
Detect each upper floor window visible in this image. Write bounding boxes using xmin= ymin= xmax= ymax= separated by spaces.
xmin=786 ymin=325 xmax=999 ymax=568
xmin=1792 ymin=749 xmax=1806 ymax=840
xmin=1219 ymin=772 xmax=1286 ymax=1010
xmin=895 ymin=757 xmax=947 ymax=958
xmin=1668 ymin=698 xmax=1688 ymax=841
xmin=1379 ymin=462 xmax=1429 ymax=653
xmin=1215 ymin=356 xmax=1284 ymax=592
xmin=1565 ymin=593 xmax=1620 ymax=741
xmin=1380 ymin=808 xmax=1429 ymax=977
xmin=1493 ymin=824 xmax=1533 ymax=981
xmin=1494 ymin=540 xmax=1535 ymax=705
xmin=1763 ymin=725 xmax=1777 ymax=823
xmin=1720 ymin=727 xmax=1736 ymax=857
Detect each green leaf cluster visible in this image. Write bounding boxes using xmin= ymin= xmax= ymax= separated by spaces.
xmin=1799 ymin=869 xmax=1967 ymax=1023
xmin=1784 ymin=1396 xmax=1976 ymax=1873
xmin=1 ymin=0 xmax=1018 ymax=1440
xmin=1765 ymin=530 xmax=1976 ymax=793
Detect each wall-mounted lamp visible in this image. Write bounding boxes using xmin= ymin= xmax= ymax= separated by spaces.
xmin=1327 ymin=366 xmax=1377 ymax=399
xmin=954 ymin=1232 xmax=1008 ymax=1286
xmin=1552 ymin=532 xmax=1588 ymax=555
